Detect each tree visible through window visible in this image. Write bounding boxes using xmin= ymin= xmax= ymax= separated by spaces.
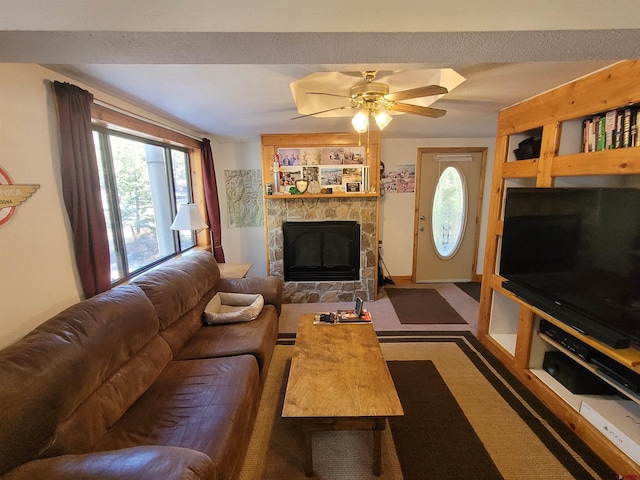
xmin=93 ymin=129 xmax=195 ymax=283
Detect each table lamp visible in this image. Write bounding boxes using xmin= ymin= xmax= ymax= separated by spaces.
xmin=170 ymin=203 xmax=210 ymax=247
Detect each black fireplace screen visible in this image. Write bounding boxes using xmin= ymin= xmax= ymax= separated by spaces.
xmin=283 ymin=221 xmax=360 ymax=281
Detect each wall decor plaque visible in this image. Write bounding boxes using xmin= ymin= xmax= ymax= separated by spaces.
xmin=0 ymin=166 xmax=40 ymax=226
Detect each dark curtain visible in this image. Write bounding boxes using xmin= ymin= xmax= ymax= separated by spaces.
xmin=201 ymin=138 xmax=226 ymax=263
xmin=53 ymin=81 xmax=111 ymax=298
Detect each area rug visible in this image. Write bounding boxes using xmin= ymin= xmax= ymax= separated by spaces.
xmin=239 ymin=333 xmax=614 ymax=479
xmin=455 ymin=281 xmax=482 ymax=302
xmin=387 ymin=360 xmax=502 ymax=479
xmin=385 ymin=287 xmax=467 ymax=324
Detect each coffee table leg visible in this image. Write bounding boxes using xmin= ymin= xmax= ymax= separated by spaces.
xmin=304 ymin=429 xmax=313 ymax=477
xmin=372 ymin=428 xmax=382 ymax=476
xmin=373 ymin=418 xmax=387 ymax=476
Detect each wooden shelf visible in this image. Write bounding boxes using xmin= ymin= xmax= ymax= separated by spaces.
xmin=537 ymin=317 xmax=640 ymax=372
xmin=265 ymin=192 xmax=379 ymax=199
xmin=501 ymin=158 xmax=538 ymax=178
xmin=536 ymin=332 xmax=640 ymax=405
xmin=552 ymin=147 xmax=640 ymax=176
xmin=500 ymin=143 xmax=640 ymax=180
xmin=492 ymin=273 xmax=640 ymax=373
xmin=478 ymin=60 xmax=640 ymax=475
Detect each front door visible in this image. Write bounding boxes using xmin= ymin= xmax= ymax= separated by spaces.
xmin=413 ymin=148 xmax=486 ymax=283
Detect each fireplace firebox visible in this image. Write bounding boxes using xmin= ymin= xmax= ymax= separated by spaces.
xmin=283 ymin=221 xmax=360 ymax=281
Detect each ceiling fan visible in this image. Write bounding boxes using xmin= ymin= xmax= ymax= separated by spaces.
xmin=291 ymin=70 xmax=450 ymax=132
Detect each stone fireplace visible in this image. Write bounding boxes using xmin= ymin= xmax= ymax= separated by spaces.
xmin=266 ymin=197 xmax=377 ymax=303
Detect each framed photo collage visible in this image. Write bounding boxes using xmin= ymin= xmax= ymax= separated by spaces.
xmin=276 ymin=146 xmax=369 ymax=194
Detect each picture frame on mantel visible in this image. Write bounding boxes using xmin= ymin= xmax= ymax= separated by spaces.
xmin=263 ymin=133 xmax=380 ymax=198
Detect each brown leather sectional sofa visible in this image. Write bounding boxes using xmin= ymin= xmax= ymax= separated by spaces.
xmin=0 ymin=251 xmax=282 ymax=480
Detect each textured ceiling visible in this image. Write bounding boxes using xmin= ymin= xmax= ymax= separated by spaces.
xmin=1 ymin=1 xmax=638 ymax=142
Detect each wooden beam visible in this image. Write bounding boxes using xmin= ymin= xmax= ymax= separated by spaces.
xmin=497 ymin=60 xmax=640 ymax=136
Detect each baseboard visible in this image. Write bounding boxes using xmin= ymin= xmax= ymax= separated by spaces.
xmin=389 ymin=275 xmax=412 ymax=285
xmin=384 ymin=275 xmax=481 ymax=285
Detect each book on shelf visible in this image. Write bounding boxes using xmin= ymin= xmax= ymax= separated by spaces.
xmin=614 ymin=110 xmax=624 ymax=148
xmin=597 ymin=115 xmax=606 ymax=151
xmin=582 ymin=118 xmax=592 ymax=152
xmin=622 ymin=107 xmax=632 ymax=148
xmin=580 ymin=105 xmax=640 ymax=152
xmin=604 ymin=109 xmax=617 ymax=150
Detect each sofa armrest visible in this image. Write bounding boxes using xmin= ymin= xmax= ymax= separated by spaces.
xmin=1 ymin=446 xmax=217 ymax=480
xmin=216 ymin=277 xmax=283 ymax=316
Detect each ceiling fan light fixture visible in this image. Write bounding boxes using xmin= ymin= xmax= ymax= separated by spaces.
xmin=374 ymin=110 xmax=393 ymax=130
xmin=351 ymin=109 xmax=369 ymax=133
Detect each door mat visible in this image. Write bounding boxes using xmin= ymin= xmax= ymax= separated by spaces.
xmin=385 ymin=287 xmax=467 ymax=324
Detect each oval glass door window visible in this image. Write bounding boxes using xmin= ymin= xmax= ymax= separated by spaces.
xmin=431 ymin=166 xmax=467 ymax=259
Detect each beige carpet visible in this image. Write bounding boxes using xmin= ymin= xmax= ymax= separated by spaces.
xmin=239 ymin=334 xmax=610 ymax=479
xmin=278 ymin=284 xmax=479 ymax=335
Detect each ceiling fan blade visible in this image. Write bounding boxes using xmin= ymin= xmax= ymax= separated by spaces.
xmin=291 ymin=105 xmax=353 ymax=120
xmin=306 ymin=91 xmax=352 ymax=99
xmin=385 ymin=85 xmax=448 ymax=102
xmin=389 ymin=102 xmax=447 ymax=118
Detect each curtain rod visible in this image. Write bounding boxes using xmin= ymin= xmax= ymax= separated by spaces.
xmin=92 ymin=98 xmax=204 ymax=143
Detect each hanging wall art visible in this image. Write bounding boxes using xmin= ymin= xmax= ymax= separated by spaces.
xmin=0 ymin=166 xmax=40 ymax=227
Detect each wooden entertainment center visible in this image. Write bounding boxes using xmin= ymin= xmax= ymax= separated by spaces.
xmin=478 ymin=60 xmax=640 ymax=474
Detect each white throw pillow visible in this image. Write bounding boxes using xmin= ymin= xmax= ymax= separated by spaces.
xmin=203 ymin=292 xmax=264 ymax=325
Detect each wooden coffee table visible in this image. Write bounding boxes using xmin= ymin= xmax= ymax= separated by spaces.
xmin=282 ymin=314 xmax=404 ymax=476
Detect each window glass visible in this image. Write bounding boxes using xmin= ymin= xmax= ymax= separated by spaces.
xmin=94 ymin=131 xmax=122 ymax=280
xmin=431 ymin=166 xmax=467 ymax=259
xmin=171 ymin=149 xmax=195 ymax=250
xmin=94 ymin=129 xmax=193 ymax=283
xmin=110 ymin=136 xmax=164 ymax=271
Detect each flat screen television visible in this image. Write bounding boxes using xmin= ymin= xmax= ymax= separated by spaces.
xmin=500 ymin=187 xmax=640 ymax=349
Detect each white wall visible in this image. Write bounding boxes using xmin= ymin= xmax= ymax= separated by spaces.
xmin=0 ymin=64 xmax=82 ymax=348
xmin=212 ymin=141 xmax=268 ymax=277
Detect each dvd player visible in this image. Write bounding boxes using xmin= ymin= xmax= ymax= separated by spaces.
xmin=539 ymin=319 xmax=591 ymax=361
xmin=539 ymin=319 xmax=640 ymax=397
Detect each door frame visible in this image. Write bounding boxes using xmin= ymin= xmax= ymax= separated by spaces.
xmin=411 ymin=147 xmax=487 ymax=283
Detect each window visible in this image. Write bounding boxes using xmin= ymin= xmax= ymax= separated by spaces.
xmin=431 ymin=166 xmax=467 ymax=259
xmin=93 ymin=128 xmax=196 ymax=283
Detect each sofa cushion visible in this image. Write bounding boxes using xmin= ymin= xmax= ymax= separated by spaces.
xmin=1 ymin=446 xmax=217 ymax=480
xmin=0 ymin=285 xmax=168 ymax=476
xmin=217 ymin=277 xmax=283 ymax=317
xmin=175 ymin=305 xmax=279 ymax=378
xmin=133 ymin=251 xmax=220 ymax=354
xmin=96 ymin=355 xmax=260 ymax=480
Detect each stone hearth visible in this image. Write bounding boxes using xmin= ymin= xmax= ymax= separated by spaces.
xmin=266 ymin=197 xmax=377 ymax=303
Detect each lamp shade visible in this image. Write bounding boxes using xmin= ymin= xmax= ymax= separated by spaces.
xmin=374 ymin=110 xmax=393 ymax=130
xmin=351 ymin=109 xmax=369 ymax=133
xmin=170 ymin=203 xmax=208 ymax=231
